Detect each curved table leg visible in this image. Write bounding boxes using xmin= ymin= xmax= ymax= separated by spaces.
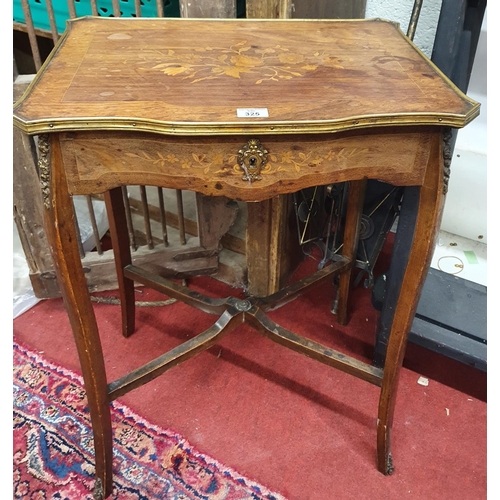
xmin=377 ymin=131 xmax=446 ymax=474
xmin=41 ymin=134 xmax=114 ymax=498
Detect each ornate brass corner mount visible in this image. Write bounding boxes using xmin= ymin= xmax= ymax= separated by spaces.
xmin=386 ymin=452 xmax=395 ymax=475
xmin=93 ymin=478 xmax=104 ymax=500
xmin=238 ymin=139 xmax=268 ymax=183
xmin=37 ymin=134 xmax=51 ymax=209
xmin=442 ymin=127 xmax=452 ymax=195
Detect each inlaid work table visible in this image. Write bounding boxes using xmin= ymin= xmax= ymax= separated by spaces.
xmin=13 ymin=17 xmax=479 ymax=498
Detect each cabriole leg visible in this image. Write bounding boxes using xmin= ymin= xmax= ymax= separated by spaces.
xmin=377 ymin=131 xmax=446 ymax=474
xmin=40 ymin=133 xmax=114 ymax=497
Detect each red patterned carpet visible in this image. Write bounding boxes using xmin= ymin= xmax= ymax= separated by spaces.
xmin=14 ymin=341 xmax=286 ymax=499
xmin=13 ymin=248 xmax=487 ymax=499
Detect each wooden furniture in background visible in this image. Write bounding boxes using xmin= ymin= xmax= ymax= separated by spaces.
xmin=13 ymin=17 xmax=479 ymax=498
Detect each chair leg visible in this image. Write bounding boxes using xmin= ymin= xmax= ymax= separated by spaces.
xmin=104 ymin=187 xmax=136 ymax=337
xmin=336 ymin=179 xmax=367 ymax=325
xmin=377 ymin=131 xmax=445 ymax=474
xmin=42 ymin=134 xmax=114 ymax=497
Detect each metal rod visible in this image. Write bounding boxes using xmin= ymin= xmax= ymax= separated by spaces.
xmin=318 ymin=189 xmax=337 ymax=269
xmin=368 ymin=188 xmax=397 ymax=218
xmin=112 ymin=0 xmax=121 ymax=17
xmin=66 ymin=0 xmax=77 ymax=19
xmin=300 ymin=186 xmax=318 ymax=245
xmin=330 ymin=184 xmax=346 ymax=255
xmin=134 ymin=0 xmax=142 ymax=17
xmin=407 ymin=0 xmax=424 ymax=41
xmin=156 ymin=0 xmax=165 ymax=17
xmin=293 ymin=192 xmax=303 ymax=246
xmin=294 ymin=189 xmax=321 ymax=247
xmin=140 ymin=186 xmax=154 ymax=249
xmin=157 ymin=187 xmax=169 ymax=247
xmin=86 ymin=196 xmax=103 ymax=255
xmin=44 ymin=0 xmax=59 ymax=42
xmin=121 ymin=186 xmax=137 ymax=251
xmin=90 ymin=0 xmax=98 ymax=16
xmin=176 ymin=190 xmax=187 ymax=245
xmin=20 ymin=0 xmax=43 ymax=71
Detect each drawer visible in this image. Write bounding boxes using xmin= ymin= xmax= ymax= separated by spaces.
xmin=60 ymin=127 xmax=433 ymax=201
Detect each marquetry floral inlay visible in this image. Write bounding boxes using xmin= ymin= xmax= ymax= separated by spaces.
xmin=124 ymin=146 xmax=370 ymax=177
xmin=151 ymin=42 xmax=349 ymax=84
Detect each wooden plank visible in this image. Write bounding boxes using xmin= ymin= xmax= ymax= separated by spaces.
xmin=179 ymin=0 xmax=236 ymax=18
xmin=246 ymin=0 xmax=292 ymax=19
xmin=292 ymin=0 xmax=366 ymax=19
xmin=13 ymin=21 xmax=53 ymax=40
xmin=196 ymin=194 xmax=239 ymax=249
xmin=13 ymin=75 xmax=58 ymax=297
xmin=246 ymin=195 xmax=301 ymax=296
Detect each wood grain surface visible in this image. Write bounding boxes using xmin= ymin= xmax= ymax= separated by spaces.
xmin=13 ymin=17 xmax=479 ymax=135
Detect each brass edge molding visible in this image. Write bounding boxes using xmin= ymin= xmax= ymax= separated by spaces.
xmin=13 ymin=110 xmax=479 ymax=137
xmin=37 ymin=134 xmax=51 ymax=209
xmin=371 ymin=17 xmax=401 ymax=29
xmin=66 ymin=16 xmax=401 ymax=25
xmin=442 ymin=127 xmax=453 ymax=195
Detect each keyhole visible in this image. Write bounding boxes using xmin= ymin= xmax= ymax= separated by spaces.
xmin=249 ymin=156 xmax=257 ymax=166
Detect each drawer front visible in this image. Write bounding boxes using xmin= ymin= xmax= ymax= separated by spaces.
xmin=60 ymin=128 xmax=432 ymax=201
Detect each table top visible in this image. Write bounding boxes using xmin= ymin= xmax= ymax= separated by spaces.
xmin=13 ymin=17 xmax=479 ymax=136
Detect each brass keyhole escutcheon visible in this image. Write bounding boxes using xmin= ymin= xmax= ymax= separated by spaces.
xmin=238 ymin=139 xmax=268 ymax=183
